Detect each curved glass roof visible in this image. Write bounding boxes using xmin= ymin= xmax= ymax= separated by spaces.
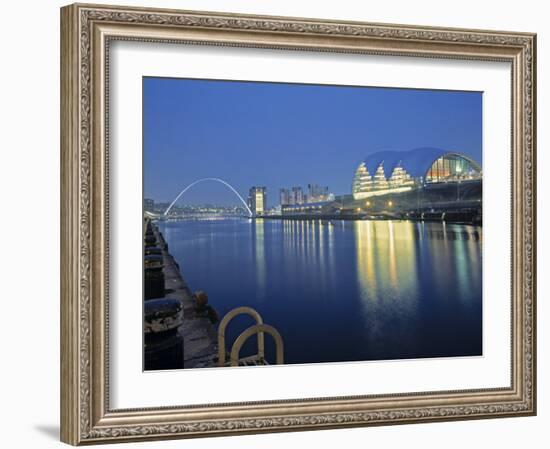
xmin=361 ymin=147 xmax=480 ymax=179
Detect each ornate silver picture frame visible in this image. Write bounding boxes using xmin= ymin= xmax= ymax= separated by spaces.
xmin=61 ymin=3 xmax=536 ymax=445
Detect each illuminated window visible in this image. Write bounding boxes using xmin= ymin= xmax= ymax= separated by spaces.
xmin=373 ymin=164 xmax=389 ymax=190
xmin=389 ymin=164 xmax=414 ymax=188
xmin=425 ymin=154 xmax=481 ymax=183
xmin=352 ymin=162 xmax=373 ymax=195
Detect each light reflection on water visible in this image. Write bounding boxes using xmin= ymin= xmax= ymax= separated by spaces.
xmin=160 ymin=218 xmax=482 ymax=365
xmin=355 ymin=221 xmax=420 ymax=344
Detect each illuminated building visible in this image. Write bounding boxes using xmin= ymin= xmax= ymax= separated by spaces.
xmin=352 ymin=147 xmax=481 ymax=200
xmin=307 ymin=184 xmax=330 ymax=202
xmin=248 ymin=186 xmax=267 ymax=215
xmin=281 ymin=200 xmax=334 ymax=216
xmin=281 ymin=184 xmax=334 ymax=205
xmin=291 ymin=186 xmax=305 ymax=205
xmin=280 ymin=188 xmax=292 ymax=206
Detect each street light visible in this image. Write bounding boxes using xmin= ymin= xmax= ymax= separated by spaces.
xmin=388 ymin=201 xmax=393 ymax=207
xmin=365 ymin=201 xmax=371 ymax=207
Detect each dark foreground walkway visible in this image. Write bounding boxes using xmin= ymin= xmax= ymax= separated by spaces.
xmin=155 ymin=227 xmax=218 ymax=369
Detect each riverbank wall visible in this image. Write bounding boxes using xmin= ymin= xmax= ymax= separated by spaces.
xmin=261 ymin=213 xmax=481 ymax=226
xmin=147 ymin=223 xmax=218 ymax=369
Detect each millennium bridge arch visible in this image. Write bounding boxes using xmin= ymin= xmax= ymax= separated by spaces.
xmin=164 ymin=177 xmax=253 ymax=217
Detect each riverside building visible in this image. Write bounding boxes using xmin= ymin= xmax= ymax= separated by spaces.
xmin=352 ymin=147 xmax=482 ymax=200
xmin=248 ymin=186 xmax=267 ymax=215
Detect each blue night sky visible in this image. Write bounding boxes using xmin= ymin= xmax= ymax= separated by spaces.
xmin=143 ymin=77 xmax=482 ymax=208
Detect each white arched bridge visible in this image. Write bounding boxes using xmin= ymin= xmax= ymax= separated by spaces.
xmin=163 ymin=177 xmax=253 ymax=217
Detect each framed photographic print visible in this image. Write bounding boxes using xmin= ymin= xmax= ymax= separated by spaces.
xmin=60 ymin=3 xmax=537 ymax=445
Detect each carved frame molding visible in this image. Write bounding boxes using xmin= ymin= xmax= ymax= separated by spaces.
xmin=61 ymin=3 xmax=536 ymax=445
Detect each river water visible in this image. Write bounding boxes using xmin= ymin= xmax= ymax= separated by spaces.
xmin=159 ymin=218 xmax=482 ymax=365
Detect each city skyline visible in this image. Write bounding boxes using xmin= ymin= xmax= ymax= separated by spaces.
xmin=144 ymin=77 xmax=482 ymax=208
xmin=142 ymin=76 xmax=485 ymax=372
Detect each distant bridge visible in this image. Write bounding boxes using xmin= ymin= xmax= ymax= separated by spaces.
xmin=164 ymin=178 xmax=253 ymax=217
xmin=144 ymin=210 xmax=160 ymax=219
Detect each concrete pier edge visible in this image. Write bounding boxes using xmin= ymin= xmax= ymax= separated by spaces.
xmin=151 ymin=223 xmax=219 ymax=369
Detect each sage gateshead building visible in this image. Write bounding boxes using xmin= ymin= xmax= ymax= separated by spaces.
xmin=352 ymin=147 xmax=482 ymax=200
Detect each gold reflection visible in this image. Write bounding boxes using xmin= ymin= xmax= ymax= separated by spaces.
xmin=254 ymin=219 xmax=266 ymax=299
xmin=308 ymin=220 xmax=315 ymax=262
xmin=318 ymin=220 xmax=325 ymax=273
xmin=326 ymin=220 xmax=336 ymax=287
xmin=356 ymin=220 xmax=378 ymax=300
xmin=280 ymin=219 xmax=338 ymax=296
xmin=388 ymin=221 xmax=397 ymax=288
xmin=355 ymin=220 xmax=418 ymax=310
xmin=300 ymin=220 xmax=305 ymax=256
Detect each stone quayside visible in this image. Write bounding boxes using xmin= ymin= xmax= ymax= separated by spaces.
xmin=144 ymin=220 xmax=218 ymax=370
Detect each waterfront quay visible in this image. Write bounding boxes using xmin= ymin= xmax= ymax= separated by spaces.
xmin=144 ymin=220 xmax=218 ymax=370
xmin=263 ymin=179 xmax=482 ymax=225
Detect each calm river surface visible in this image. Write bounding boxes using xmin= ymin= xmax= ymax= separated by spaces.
xmin=159 ymin=219 xmax=482 ymax=365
